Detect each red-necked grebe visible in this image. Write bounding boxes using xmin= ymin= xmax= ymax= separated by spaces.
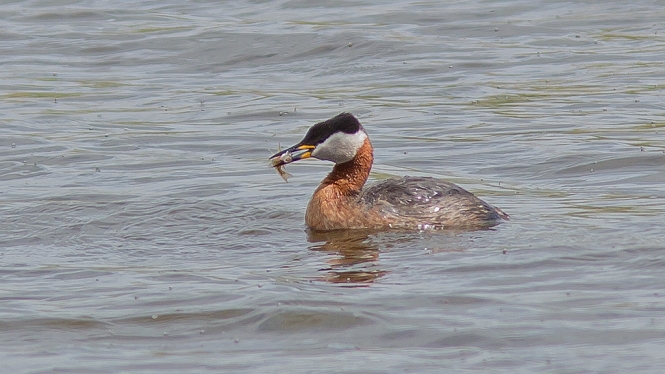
xmin=269 ymin=112 xmax=508 ymax=231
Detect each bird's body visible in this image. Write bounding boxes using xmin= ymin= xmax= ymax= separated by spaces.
xmin=270 ymin=113 xmax=508 ymax=231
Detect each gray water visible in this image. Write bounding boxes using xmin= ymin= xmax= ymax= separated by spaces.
xmin=2 ymin=0 xmax=665 ymax=372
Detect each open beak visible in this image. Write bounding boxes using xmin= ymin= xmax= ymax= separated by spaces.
xmin=269 ymin=143 xmax=316 ymax=167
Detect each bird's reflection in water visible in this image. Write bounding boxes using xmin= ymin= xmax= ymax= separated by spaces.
xmin=307 ymin=229 xmax=388 ymax=285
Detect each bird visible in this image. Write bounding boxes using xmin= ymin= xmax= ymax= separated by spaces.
xmin=269 ymin=112 xmax=508 ymax=231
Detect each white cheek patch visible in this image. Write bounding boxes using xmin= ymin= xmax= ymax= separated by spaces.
xmin=311 ymin=131 xmax=367 ymax=164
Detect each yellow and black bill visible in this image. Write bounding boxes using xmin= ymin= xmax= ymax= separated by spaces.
xmin=269 ymin=143 xmax=316 ymax=167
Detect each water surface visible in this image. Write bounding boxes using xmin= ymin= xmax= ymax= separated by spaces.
xmin=1 ymin=0 xmax=665 ymax=372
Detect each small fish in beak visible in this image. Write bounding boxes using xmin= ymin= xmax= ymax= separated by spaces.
xmin=269 ymin=143 xmax=315 ymax=182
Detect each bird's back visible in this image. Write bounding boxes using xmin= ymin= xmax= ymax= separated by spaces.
xmin=360 ymin=176 xmax=507 ymax=229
